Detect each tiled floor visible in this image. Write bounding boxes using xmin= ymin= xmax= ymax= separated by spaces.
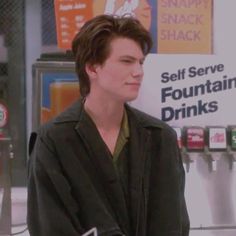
xmin=11 ymin=187 xmax=29 ymax=236
xmin=11 ymin=226 xmax=29 ymax=236
xmin=0 ymin=187 xmax=29 ymax=236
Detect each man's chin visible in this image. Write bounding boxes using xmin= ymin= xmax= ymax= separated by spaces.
xmin=125 ymin=95 xmax=139 ymax=103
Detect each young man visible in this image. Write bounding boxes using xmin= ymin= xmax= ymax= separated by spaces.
xmin=27 ymin=15 xmax=189 ymax=236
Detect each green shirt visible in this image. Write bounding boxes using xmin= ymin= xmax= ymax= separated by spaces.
xmin=113 ymin=109 xmax=129 ymax=162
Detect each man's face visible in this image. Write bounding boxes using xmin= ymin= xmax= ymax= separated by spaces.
xmin=90 ymin=37 xmax=145 ymax=103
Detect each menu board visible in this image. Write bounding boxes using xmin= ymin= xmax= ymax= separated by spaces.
xmin=54 ymin=0 xmax=93 ymax=49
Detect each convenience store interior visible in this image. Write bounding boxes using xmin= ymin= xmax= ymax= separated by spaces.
xmin=1 ymin=1 xmax=236 ymax=236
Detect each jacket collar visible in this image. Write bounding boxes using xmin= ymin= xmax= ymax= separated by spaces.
xmin=54 ymin=99 xmax=164 ymax=130
xmin=54 ymin=99 xmax=163 ymax=235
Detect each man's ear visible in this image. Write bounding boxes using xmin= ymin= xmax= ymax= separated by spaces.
xmin=85 ymin=63 xmax=98 ymax=79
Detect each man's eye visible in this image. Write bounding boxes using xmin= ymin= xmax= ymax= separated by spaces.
xmin=121 ymin=60 xmax=133 ymax=63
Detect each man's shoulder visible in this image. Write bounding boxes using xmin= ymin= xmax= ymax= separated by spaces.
xmin=126 ymin=105 xmax=174 ymax=132
xmin=36 ymin=100 xmax=81 ymax=138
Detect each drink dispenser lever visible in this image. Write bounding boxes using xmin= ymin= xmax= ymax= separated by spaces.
xmin=227 ymin=147 xmax=236 ymax=171
xmin=206 ymin=149 xmax=221 ymax=171
xmin=232 ymin=155 xmax=236 ymax=171
xmin=172 ymin=127 xmax=188 ymax=172
xmin=182 ymin=150 xmax=193 ymax=173
xmin=228 ymin=126 xmax=236 ymax=171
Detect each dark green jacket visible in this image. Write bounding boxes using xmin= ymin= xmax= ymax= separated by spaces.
xmin=27 ymin=100 xmax=189 ymax=236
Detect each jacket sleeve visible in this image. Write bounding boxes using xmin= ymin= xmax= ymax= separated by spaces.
xmin=147 ymin=126 xmax=190 ymax=236
xmin=27 ymin=133 xmax=84 ymax=236
xmin=178 ymin=148 xmax=190 ymax=236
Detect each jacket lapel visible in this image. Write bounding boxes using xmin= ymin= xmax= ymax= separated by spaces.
xmin=75 ymin=108 xmax=130 ymax=235
xmin=127 ymin=109 xmax=152 ymax=236
xmin=53 ymin=100 xmax=165 ymax=235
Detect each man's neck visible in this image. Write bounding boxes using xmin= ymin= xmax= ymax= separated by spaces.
xmin=84 ymin=95 xmax=125 ymax=131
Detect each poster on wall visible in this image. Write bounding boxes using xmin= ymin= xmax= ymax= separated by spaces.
xmin=157 ymin=0 xmax=213 ymax=54
xmin=54 ymin=0 xmax=157 ymax=51
xmin=54 ymin=0 xmax=93 ymax=49
xmin=54 ymin=0 xmax=213 ymax=54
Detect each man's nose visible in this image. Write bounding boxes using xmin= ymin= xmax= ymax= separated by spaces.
xmin=132 ymin=63 xmax=144 ymax=79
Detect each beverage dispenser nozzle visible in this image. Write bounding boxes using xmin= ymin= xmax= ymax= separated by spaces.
xmin=227 ymin=126 xmax=236 ymax=171
xmin=231 ymin=154 xmax=236 ymax=171
xmin=205 ymin=148 xmax=222 ymax=171
xmin=173 ymin=127 xmax=188 ymax=172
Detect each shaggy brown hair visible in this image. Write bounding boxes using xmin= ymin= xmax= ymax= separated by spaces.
xmin=72 ymin=14 xmax=153 ymax=97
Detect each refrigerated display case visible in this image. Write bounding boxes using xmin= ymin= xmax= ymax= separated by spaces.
xmin=32 ymin=55 xmax=79 ymax=131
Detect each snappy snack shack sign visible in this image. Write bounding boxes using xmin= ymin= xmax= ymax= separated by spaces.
xmin=157 ymin=0 xmax=213 ymax=54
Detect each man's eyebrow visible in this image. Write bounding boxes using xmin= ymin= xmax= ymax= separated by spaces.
xmin=119 ymin=55 xmax=145 ymax=61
